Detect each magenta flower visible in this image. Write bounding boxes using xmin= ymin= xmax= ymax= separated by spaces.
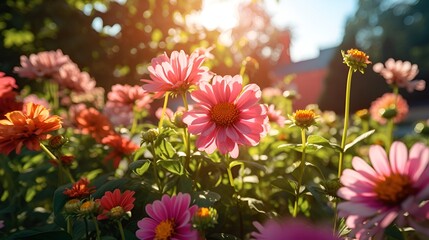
xmin=369 ymin=93 xmax=409 ymax=124
xmin=373 ymin=58 xmax=425 ymax=92
xmin=183 ymin=75 xmax=268 ymax=158
xmin=141 ymin=50 xmax=212 ymax=98
xmin=136 ymin=193 xmax=198 ymax=240
xmin=337 ymin=141 xmax=429 ymax=239
xmin=251 ymin=218 xmax=339 ymax=240
xmin=14 ymin=50 xmax=71 ymax=79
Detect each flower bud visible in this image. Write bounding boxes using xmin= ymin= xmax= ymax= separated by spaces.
xmin=322 ymin=178 xmax=342 ymax=198
xmin=380 ymin=107 xmax=397 ymax=120
xmin=141 ymin=129 xmax=159 ymax=144
xmin=341 ymin=48 xmax=371 ymax=74
xmin=173 ymin=110 xmax=187 ymax=128
xmin=49 ymin=135 xmax=68 ymax=149
xmin=64 ymin=199 xmax=81 ymax=215
xmin=192 ymin=207 xmax=218 ymax=231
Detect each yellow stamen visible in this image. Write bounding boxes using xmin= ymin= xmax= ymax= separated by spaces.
xmin=155 ymin=219 xmax=175 ymax=240
xmin=210 ymin=102 xmax=240 ymax=126
xmin=374 ymin=174 xmax=415 ymax=205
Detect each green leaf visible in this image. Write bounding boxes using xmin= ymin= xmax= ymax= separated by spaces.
xmin=93 ymin=178 xmax=129 ymax=199
xmin=193 ymin=190 xmax=221 ymax=207
xmin=344 ymin=129 xmax=375 ymax=152
xmin=177 ymin=175 xmax=193 ymax=193
xmin=271 ymin=177 xmax=295 ymax=194
xmin=229 ymin=160 xmax=244 ymax=169
xmin=53 ymin=184 xmax=71 ymax=228
xmin=129 ymin=159 xmax=151 ymax=175
xmin=307 ymin=135 xmax=342 ymax=152
xmin=158 ymin=159 xmax=184 ymax=175
xmin=230 ymin=160 xmax=266 ymax=172
xmin=154 ymin=138 xmax=176 ymax=160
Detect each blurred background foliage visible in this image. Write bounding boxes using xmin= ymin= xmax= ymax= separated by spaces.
xmin=0 ymin=0 xmax=428 ymax=111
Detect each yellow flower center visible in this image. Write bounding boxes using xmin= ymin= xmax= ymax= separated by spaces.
xmin=155 ymin=218 xmax=175 ymax=240
xmin=109 ymin=206 xmax=125 ymax=219
xmin=196 ymin=207 xmax=210 ymax=218
xmin=374 ymin=173 xmax=415 ymax=206
xmin=210 ymin=102 xmax=240 ymax=126
xmin=292 ymin=109 xmax=317 ymax=128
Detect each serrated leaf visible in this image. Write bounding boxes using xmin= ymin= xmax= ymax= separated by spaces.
xmin=129 ymin=160 xmax=151 ymax=175
xmin=158 ymin=159 xmax=184 ymax=175
xmin=344 ymin=129 xmax=375 ymax=152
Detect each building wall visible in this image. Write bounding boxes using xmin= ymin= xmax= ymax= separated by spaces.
xmin=292 ymin=69 xmax=326 ymax=110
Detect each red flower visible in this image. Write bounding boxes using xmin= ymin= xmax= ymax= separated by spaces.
xmin=0 ymin=91 xmax=23 ymax=120
xmin=74 ymin=107 xmax=113 ymax=141
xmin=97 ymin=189 xmax=135 ymax=221
xmin=63 ymin=178 xmax=95 ymax=199
xmin=101 ymin=134 xmax=139 ymax=168
xmin=0 ymin=72 xmax=18 ymax=97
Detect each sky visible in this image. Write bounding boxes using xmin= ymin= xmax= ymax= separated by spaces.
xmin=198 ymin=0 xmax=358 ymax=62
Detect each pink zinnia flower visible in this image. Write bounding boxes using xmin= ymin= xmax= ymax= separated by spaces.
xmin=267 ymin=104 xmax=285 ymax=127
xmin=97 ymin=189 xmax=135 ymax=221
xmin=369 ymin=93 xmax=409 ymax=124
xmin=14 ymin=50 xmax=71 ymax=79
xmin=337 ymin=141 xmax=429 ymax=239
xmin=103 ymin=103 xmax=134 ymax=127
xmin=251 ymin=218 xmax=339 ymax=240
xmin=136 ymin=193 xmax=198 ymax=240
xmin=107 ymin=84 xmax=152 ymax=110
xmin=183 ymin=75 xmax=268 ymax=158
xmin=373 ymin=58 xmax=426 ymax=92
xmin=141 ymin=50 xmax=212 ymax=98
xmin=0 ymin=72 xmax=18 ymax=97
xmin=23 ymin=94 xmax=50 ymax=109
xmin=54 ymin=62 xmax=96 ymax=92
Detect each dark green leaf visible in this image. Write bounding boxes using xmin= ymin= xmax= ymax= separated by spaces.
xmin=209 ymin=233 xmax=240 ymax=240
xmin=271 ymin=178 xmax=295 ymax=194
xmin=158 ymin=159 xmax=184 ymax=175
xmin=129 ymin=159 xmax=151 ymax=175
xmin=193 ymin=190 xmax=221 ymax=207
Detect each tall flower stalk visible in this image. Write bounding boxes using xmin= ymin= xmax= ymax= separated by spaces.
xmin=338 ymin=49 xmax=371 ymax=178
xmin=289 ymin=109 xmax=317 ymax=217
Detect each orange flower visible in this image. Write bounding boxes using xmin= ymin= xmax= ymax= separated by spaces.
xmin=63 ymin=178 xmax=95 ymax=199
xmin=0 ymin=102 xmax=62 ymax=155
xmin=74 ymin=107 xmax=113 ymax=141
xmin=290 ymin=109 xmax=318 ymax=129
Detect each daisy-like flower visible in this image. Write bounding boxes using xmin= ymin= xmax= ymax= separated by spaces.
xmin=74 ymin=107 xmax=114 ymax=141
xmin=14 ymin=49 xmax=71 ymax=79
xmin=0 ymin=72 xmax=18 ymax=97
xmin=337 ymin=141 xmax=429 ymax=239
xmin=251 ymin=218 xmax=339 ymax=240
xmin=63 ymin=178 xmax=95 ymax=199
xmin=23 ymin=94 xmax=50 ymax=109
xmin=54 ymin=62 xmax=96 ymax=93
xmin=373 ymin=58 xmax=426 ymax=92
xmin=97 ymin=189 xmax=135 ymax=221
xmin=101 ymin=134 xmax=139 ymax=168
xmin=289 ymin=109 xmax=318 ymax=129
xmin=342 ymin=48 xmax=371 ymax=73
xmin=107 ymin=84 xmax=152 ymax=110
xmin=136 ymin=192 xmax=198 ymax=240
xmin=141 ymin=50 xmax=212 ymax=98
xmin=183 ymin=75 xmax=268 ymax=158
xmin=369 ymin=93 xmax=409 ymax=124
xmin=0 ymin=102 xmax=62 ymax=155
xmin=267 ymin=104 xmax=285 ymax=127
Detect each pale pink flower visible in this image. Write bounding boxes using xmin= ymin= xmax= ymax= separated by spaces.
xmin=103 ymin=102 xmax=133 ymax=127
xmin=251 ymin=218 xmax=339 ymax=240
xmin=369 ymin=93 xmax=409 ymax=124
xmin=267 ymin=104 xmax=285 ymax=127
xmin=54 ymin=62 xmax=96 ymax=92
xmin=136 ymin=193 xmax=198 ymax=240
xmin=337 ymin=141 xmax=429 ymax=239
xmin=373 ymin=58 xmax=425 ymax=92
xmin=0 ymin=220 xmax=4 ymax=229
xmin=193 ymin=45 xmax=215 ymax=60
xmin=107 ymin=84 xmax=152 ymax=110
xmin=0 ymin=72 xmax=18 ymax=97
xmin=23 ymin=94 xmax=50 ymax=109
xmin=141 ymin=50 xmax=212 ymax=98
xmin=183 ymin=75 xmax=268 ymax=158
xmin=14 ymin=50 xmax=71 ymax=79
xmin=155 ymin=107 xmax=174 ymax=121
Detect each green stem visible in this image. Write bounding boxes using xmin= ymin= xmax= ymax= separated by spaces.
xmin=117 ymin=221 xmax=126 ymax=240
xmin=293 ymin=128 xmax=307 ymax=217
xmin=225 ymin=155 xmax=235 ymax=189
xmin=92 ymin=216 xmax=101 ymax=240
xmin=84 ymin=218 xmax=89 ymax=240
xmin=67 ymin=217 xmax=73 ymax=237
xmin=150 ymin=142 xmax=163 ymax=193
xmin=386 ymin=86 xmax=399 ymax=151
xmin=181 ymin=93 xmax=192 ymax=173
xmin=338 ymin=67 xmax=354 ymax=178
xmin=158 ymin=92 xmax=170 ymax=130
xmin=40 ymin=143 xmax=75 ymax=183
xmin=130 ymin=105 xmax=139 ymax=136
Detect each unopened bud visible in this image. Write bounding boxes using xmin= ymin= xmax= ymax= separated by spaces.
xmin=141 ymin=129 xmax=159 ymax=144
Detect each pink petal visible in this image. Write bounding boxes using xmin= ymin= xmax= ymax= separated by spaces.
xmin=389 ymin=141 xmax=408 ymax=174
xmin=369 ymin=145 xmax=391 ymax=176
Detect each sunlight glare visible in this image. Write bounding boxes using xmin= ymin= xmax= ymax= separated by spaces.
xmin=198 ymin=0 xmax=242 ymax=31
